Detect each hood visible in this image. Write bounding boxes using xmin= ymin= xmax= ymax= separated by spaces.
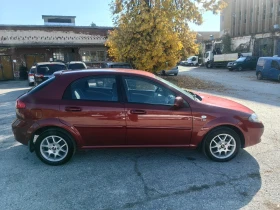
xmin=197 ymin=92 xmax=253 ymax=114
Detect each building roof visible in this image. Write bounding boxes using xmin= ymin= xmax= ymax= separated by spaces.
xmin=0 ymin=24 xmax=113 ymax=30
xmin=42 ymin=15 xmax=76 ymax=18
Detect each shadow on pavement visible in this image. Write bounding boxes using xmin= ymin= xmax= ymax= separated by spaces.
xmin=0 ymin=145 xmax=261 ymax=210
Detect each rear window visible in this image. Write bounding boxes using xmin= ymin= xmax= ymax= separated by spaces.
xmin=37 ymin=64 xmax=66 ymax=75
xmin=110 ymin=64 xmax=131 ymax=69
xmin=29 ymin=68 xmax=35 ymax=73
xmin=28 ymin=76 xmax=55 ymax=94
xmin=257 ymin=58 xmax=266 ymax=67
xmin=68 ymin=63 xmax=86 ymax=70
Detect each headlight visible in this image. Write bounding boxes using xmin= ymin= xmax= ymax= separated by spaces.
xmin=233 ymin=63 xmax=237 ymax=65
xmin=249 ymin=113 xmax=261 ymax=123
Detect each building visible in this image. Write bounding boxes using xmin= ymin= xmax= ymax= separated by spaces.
xmin=0 ymin=15 xmax=113 ymax=80
xmin=220 ymin=0 xmax=280 ymax=57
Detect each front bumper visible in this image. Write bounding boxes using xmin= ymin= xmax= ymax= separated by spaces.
xmin=243 ymin=122 xmax=264 ymax=148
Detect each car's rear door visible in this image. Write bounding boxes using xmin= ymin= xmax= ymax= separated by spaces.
xmin=59 ymin=75 xmax=126 ymax=147
xmin=121 ymin=75 xmax=192 ymax=146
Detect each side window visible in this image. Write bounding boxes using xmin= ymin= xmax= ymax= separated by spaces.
xmin=123 ymin=76 xmax=176 ymax=105
xmin=65 ymin=76 xmax=118 ymax=102
xmin=271 ymin=60 xmax=279 ymax=69
xmin=257 ymin=59 xmax=265 ymax=67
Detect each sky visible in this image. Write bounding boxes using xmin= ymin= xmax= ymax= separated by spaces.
xmin=0 ymin=0 xmax=220 ymax=32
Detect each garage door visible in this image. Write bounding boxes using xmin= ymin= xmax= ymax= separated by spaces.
xmin=0 ymin=55 xmax=13 ymax=80
xmin=25 ymin=54 xmax=45 ymax=70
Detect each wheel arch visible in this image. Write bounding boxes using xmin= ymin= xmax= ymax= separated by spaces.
xmin=29 ymin=126 xmax=79 ymax=153
xmin=199 ymin=124 xmax=245 ymax=150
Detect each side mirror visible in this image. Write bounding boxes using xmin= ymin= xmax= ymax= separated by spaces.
xmin=174 ymin=96 xmax=184 ymax=109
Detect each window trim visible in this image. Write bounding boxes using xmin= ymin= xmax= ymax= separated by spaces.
xmin=121 ymin=75 xmax=180 ymax=107
xmin=62 ymin=74 xmax=122 ymax=103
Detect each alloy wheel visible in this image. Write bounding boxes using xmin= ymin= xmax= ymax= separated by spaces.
xmin=209 ymin=134 xmax=236 ymax=159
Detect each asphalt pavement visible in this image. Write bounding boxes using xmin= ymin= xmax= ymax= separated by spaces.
xmin=0 ymin=69 xmax=279 ymax=210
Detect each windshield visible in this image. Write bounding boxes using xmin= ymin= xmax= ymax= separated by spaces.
xmin=37 ymin=64 xmax=66 ymax=75
xmin=68 ymin=63 xmax=86 ymax=70
xmin=110 ymin=64 xmax=131 ymax=69
xmin=156 ymin=76 xmax=195 ymax=100
xmin=236 ymin=57 xmax=246 ymax=62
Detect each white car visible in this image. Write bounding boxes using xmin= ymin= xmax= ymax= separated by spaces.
xmin=28 ymin=66 xmax=36 ymax=86
xmin=161 ymin=66 xmax=179 ymax=76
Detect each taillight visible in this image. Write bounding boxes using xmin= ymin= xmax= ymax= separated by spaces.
xmin=35 ymin=74 xmax=44 ymax=78
xmin=29 ymin=73 xmax=34 ymax=76
xmin=16 ymin=100 xmax=26 ymax=109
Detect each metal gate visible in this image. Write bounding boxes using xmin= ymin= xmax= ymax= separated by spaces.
xmin=0 ymin=55 xmax=14 ymax=80
xmin=25 ymin=54 xmax=45 ymax=70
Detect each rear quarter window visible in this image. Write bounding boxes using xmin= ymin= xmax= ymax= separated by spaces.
xmin=28 ymin=77 xmax=55 ymax=94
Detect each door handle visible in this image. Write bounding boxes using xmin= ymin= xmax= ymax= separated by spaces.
xmin=65 ymin=107 xmax=82 ymax=112
xmin=130 ymin=110 xmax=146 ymax=115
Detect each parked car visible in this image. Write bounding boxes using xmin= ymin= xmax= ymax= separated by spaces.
xmin=66 ymin=61 xmax=87 ymax=70
xmin=181 ymin=56 xmax=199 ymax=66
xmin=34 ymin=62 xmax=67 ymax=86
xmin=100 ymin=62 xmax=132 ymax=69
xmin=28 ymin=66 xmax=36 ymax=86
xmin=161 ymin=66 xmax=179 ymax=76
xmin=256 ymin=57 xmax=280 ymax=81
xmin=227 ymin=56 xmax=258 ymax=71
xmin=12 ymin=69 xmax=264 ymax=165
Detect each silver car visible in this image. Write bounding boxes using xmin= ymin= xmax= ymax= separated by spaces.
xmin=28 ymin=66 xmax=36 ymax=86
xmin=161 ymin=66 xmax=179 ymax=76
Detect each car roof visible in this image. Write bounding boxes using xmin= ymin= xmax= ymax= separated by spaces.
xmin=68 ymin=61 xmax=85 ymax=64
xmin=104 ymin=62 xmax=131 ymax=65
xmin=37 ymin=62 xmax=66 ymax=66
xmin=54 ymin=68 xmax=155 ymax=78
xmin=258 ymin=57 xmax=280 ymax=61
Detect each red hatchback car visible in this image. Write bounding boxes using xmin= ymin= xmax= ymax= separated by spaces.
xmin=12 ymin=69 xmax=264 ymax=165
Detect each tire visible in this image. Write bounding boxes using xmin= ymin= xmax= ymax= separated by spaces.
xmin=203 ymin=127 xmax=241 ymax=162
xmin=206 ymin=62 xmax=212 ymax=69
xmin=257 ymin=72 xmax=263 ymax=80
xmin=238 ymin=66 xmax=243 ymax=71
xmin=35 ymin=129 xmax=75 ymax=166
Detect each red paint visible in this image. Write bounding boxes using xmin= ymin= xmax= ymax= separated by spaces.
xmin=12 ymin=69 xmax=264 ymax=151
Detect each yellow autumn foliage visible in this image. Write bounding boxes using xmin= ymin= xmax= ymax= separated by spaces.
xmin=106 ymin=0 xmax=226 ymax=72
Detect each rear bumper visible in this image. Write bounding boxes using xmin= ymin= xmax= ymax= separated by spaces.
xmin=12 ymin=119 xmax=33 ymax=145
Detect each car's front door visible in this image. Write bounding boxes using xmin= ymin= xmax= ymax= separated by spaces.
xmin=59 ymin=75 xmax=126 ymax=147
xmin=122 ymin=76 xmax=192 ymax=146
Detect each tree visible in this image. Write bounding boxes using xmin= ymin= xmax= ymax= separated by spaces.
xmin=106 ymin=0 xmax=226 ymax=72
xmin=90 ymin=22 xmax=97 ymax=27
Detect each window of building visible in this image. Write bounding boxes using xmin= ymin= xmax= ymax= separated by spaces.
xmin=53 ymin=50 xmax=65 ymax=61
xmin=244 ymin=10 xmax=247 ymax=23
xmin=80 ymin=50 xmax=106 ymax=62
xmin=263 ymin=5 xmax=266 ymax=20
xmin=270 ymin=3 xmax=273 ymax=18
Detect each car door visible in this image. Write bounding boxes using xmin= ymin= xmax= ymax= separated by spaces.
xmin=122 ymin=76 xmax=192 ymax=146
xmin=59 ymin=75 xmax=126 ymax=147
xmin=270 ymin=60 xmax=280 ymax=80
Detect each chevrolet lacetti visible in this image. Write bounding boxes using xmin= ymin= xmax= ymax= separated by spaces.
xmin=12 ymin=69 xmax=264 ymax=165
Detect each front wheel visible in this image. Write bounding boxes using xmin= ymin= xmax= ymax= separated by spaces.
xmin=238 ymin=66 xmax=243 ymax=71
xmin=35 ymin=129 xmax=75 ymax=166
xmin=257 ymin=72 xmax=263 ymax=80
xmin=206 ymin=62 xmax=212 ymax=69
xmin=203 ymin=127 xmax=241 ymax=162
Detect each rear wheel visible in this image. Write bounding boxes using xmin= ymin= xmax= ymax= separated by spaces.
xmin=35 ymin=129 xmax=75 ymax=166
xmin=257 ymin=72 xmax=263 ymax=80
xmin=203 ymin=127 xmax=241 ymax=162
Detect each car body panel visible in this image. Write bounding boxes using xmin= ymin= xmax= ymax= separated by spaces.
xmin=12 ymin=68 xmax=264 ymax=152
xmin=227 ymin=56 xmax=258 ymax=70
xmin=256 ymin=57 xmax=280 ymax=80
